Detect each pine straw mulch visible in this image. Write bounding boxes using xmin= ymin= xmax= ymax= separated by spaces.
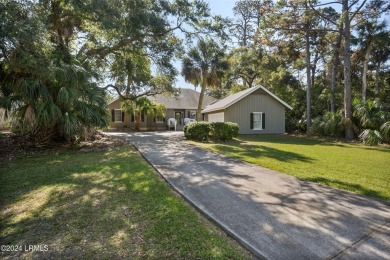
xmin=0 ymin=131 xmax=128 ymax=165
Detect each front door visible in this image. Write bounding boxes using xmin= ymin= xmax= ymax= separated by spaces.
xmin=175 ymin=111 xmax=182 ymax=125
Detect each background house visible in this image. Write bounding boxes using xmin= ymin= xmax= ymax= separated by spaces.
xmin=202 ymin=85 xmax=292 ymax=134
xmin=108 ymin=88 xmax=215 ymax=130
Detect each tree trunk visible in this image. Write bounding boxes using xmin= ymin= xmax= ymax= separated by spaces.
xmin=305 ymin=31 xmax=312 ymax=134
xmin=330 ymin=24 xmax=343 ymax=113
xmin=197 ymin=72 xmax=207 ymax=121
xmin=362 ymin=43 xmax=372 ymax=103
xmin=343 ymin=0 xmax=353 ymax=140
xmin=311 ymin=51 xmax=319 ymax=90
xmin=375 ymin=62 xmax=380 ymax=95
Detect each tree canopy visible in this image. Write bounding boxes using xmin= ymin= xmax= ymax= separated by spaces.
xmin=0 ymin=0 xmax=215 ymax=141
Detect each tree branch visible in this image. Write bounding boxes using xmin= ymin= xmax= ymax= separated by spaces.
xmin=350 ymin=0 xmax=368 ymax=21
xmin=308 ymin=0 xmax=338 ymax=26
xmin=102 ymin=84 xmax=163 ymax=101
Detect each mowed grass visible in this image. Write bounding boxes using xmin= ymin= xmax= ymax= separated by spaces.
xmin=0 ymin=146 xmax=250 ymax=259
xmin=193 ymin=135 xmax=390 ymax=201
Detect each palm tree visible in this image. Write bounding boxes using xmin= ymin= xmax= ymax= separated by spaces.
xmin=353 ymin=99 xmax=388 ymax=145
xmin=355 ymin=20 xmax=387 ymax=102
xmin=181 ymin=38 xmax=228 ymax=121
xmin=1 ymin=61 xmax=108 ymax=142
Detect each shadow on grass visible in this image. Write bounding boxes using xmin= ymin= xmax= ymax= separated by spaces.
xmin=0 ymin=147 xmax=246 ymax=259
xmin=304 ymin=177 xmax=387 ymax=201
xmin=128 ymin=132 xmax=390 ymax=259
xmin=236 ymin=134 xmax=390 ymax=153
xmin=211 ymin=143 xmax=315 ymax=163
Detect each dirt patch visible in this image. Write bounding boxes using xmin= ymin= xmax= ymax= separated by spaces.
xmin=78 ymin=132 xmax=128 ymax=151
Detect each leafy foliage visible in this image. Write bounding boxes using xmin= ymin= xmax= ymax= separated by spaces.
xmin=181 ymin=38 xmax=228 ymax=120
xmin=210 ymin=122 xmax=239 ymax=141
xmin=353 ymin=99 xmax=389 ymax=145
xmin=0 ymin=0 xmax=214 ymax=142
xmin=311 ymin=111 xmax=344 ymax=138
xmin=184 ymin=121 xmax=239 ymax=142
xmin=358 ymin=129 xmax=383 ymax=146
xmin=184 ymin=122 xmax=211 ymax=141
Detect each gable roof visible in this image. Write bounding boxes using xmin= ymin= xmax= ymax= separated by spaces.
xmin=150 ymin=88 xmax=215 ymax=109
xmin=201 ymin=85 xmax=292 ymax=114
xmin=108 ymin=88 xmax=215 ymax=110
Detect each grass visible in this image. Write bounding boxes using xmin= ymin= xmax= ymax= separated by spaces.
xmin=0 ymin=146 xmax=250 ymax=259
xmin=192 ymin=135 xmax=390 ymax=201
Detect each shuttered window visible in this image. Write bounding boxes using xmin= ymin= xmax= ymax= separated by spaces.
xmin=250 ymin=112 xmax=265 ymax=130
xmin=114 ymin=109 xmax=123 ymax=122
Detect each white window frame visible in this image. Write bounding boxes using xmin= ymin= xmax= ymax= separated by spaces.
xmin=252 ymin=112 xmax=263 ymax=130
xmin=114 ymin=109 xmax=122 ymax=123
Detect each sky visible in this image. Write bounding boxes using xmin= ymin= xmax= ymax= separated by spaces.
xmin=174 ymin=0 xmax=236 ymax=90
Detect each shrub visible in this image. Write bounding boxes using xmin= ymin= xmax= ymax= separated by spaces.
xmin=359 ymin=129 xmax=383 ymax=146
xmin=210 ymin=122 xmax=239 ymax=141
xmin=310 ymin=111 xmax=344 ymax=137
xmin=184 ymin=122 xmax=210 ymax=141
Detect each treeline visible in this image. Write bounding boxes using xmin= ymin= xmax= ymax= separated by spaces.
xmin=0 ymin=0 xmax=389 ymax=145
xmin=0 ymin=0 xmax=217 ymax=142
xmin=183 ymin=0 xmax=389 ymax=144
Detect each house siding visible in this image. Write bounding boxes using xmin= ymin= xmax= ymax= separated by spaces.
xmin=108 ymin=99 xmax=148 ymax=130
xmin=224 ymin=91 xmax=286 ymax=134
xmin=207 ymin=110 xmax=225 ymax=122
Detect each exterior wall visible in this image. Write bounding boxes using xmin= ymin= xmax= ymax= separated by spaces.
xmin=224 ymin=91 xmax=286 ymax=134
xmin=207 ymin=111 xmax=225 ymax=122
xmin=108 ymin=101 xmax=200 ymax=131
xmin=108 ymin=99 xmax=147 ymax=130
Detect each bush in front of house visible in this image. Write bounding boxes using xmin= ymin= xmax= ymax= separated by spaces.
xmin=184 ymin=121 xmax=239 ymax=142
xmin=210 ymin=122 xmax=239 ymax=141
xmin=184 ymin=122 xmax=211 ymax=141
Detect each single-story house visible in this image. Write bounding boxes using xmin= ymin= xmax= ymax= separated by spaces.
xmin=108 ymin=88 xmax=215 ymax=130
xmin=202 ymin=85 xmax=292 ymax=134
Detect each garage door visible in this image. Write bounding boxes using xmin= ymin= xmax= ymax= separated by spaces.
xmin=208 ymin=112 xmax=224 ymax=122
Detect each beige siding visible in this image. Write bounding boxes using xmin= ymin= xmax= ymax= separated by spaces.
xmin=208 ymin=111 xmax=225 ymax=122
xmin=108 ymin=99 xmax=147 ymax=130
xmin=225 ymin=92 xmax=286 ymax=134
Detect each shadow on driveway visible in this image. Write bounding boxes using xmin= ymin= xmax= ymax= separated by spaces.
xmin=107 ymin=131 xmax=390 ymax=259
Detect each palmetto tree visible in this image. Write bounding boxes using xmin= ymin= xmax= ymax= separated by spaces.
xmin=355 ymin=20 xmax=388 ymax=102
xmin=353 ymin=99 xmax=389 ymax=145
xmin=1 ymin=61 xmax=108 ymax=141
xmin=181 ymin=38 xmax=228 ymax=121
xmin=122 ymin=97 xmax=166 ymax=131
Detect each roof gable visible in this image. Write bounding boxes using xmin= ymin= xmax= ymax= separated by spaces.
xmin=201 ymin=85 xmax=292 ymax=113
xmin=150 ymin=88 xmax=215 ymax=109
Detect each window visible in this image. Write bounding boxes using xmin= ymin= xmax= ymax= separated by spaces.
xmin=131 ymin=111 xmax=144 ymax=122
xmin=251 ymin=112 xmax=265 ymax=130
xmin=114 ymin=109 xmax=122 ymax=122
xmin=155 ymin=117 xmax=165 ymax=123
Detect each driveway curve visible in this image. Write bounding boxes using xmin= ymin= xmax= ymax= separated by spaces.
xmin=107 ymin=131 xmax=390 ymax=259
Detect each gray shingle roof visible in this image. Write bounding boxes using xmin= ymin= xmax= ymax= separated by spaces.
xmin=202 ymin=85 xmax=292 ymax=113
xmin=149 ymin=88 xmax=215 ymax=109
xmin=108 ymin=88 xmax=215 ymax=109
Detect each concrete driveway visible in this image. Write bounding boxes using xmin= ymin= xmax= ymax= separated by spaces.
xmin=107 ymin=131 xmax=390 ymax=259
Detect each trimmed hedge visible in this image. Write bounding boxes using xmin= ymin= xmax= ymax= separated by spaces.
xmin=184 ymin=122 xmax=211 ymax=141
xmin=184 ymin=121 xmax=239 ymax=142
xmin=210 ymin=122 xmax=239 ymax=141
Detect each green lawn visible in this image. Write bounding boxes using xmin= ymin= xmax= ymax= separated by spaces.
xmin=193 ymin=135 xmax=390 ymax=201
xmin=0 ymin=146 xmax=249 ymax=259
